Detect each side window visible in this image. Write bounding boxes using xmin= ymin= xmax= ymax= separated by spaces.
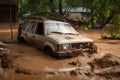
xmin=21 ymin=20 xmax=29 ymax=30
xmin=26 ymin=21 xmax=37 ymax=33
xmin=35 ymin=22 xmax=44 ymax=35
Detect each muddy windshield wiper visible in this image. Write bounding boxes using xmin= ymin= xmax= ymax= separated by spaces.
xmin=51 ymin=31 xmax=63 ymax=34
xmin=64 ymin=33 xmax=78 ymax=35
xmin=51 ymin=32 xmax=78 ymax=35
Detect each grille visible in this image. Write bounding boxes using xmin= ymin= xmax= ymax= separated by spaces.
xmin=72 ymin=42 xmax=91 ymax=49
xmin=72 ymin=43 xmax=80 ymax=49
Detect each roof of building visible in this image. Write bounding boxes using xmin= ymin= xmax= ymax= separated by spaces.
xmin=69 ymin=7 xmax=90 ymax=12
xmin=56 ymin=7 xmax=90 ymax=13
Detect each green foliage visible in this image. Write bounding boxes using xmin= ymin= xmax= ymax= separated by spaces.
xmin=100 ymin=30 xmax=107 ymax=39
xmin=79 ymin=0 xmax=120 ymax=39
xmin=80 ymin=0 xmax=120 ymax=29
xmin=19 ymin=0 xmax=83 ymax=16
xmin=110 ymin=14 xmax=120 ymax=39
xmin=20 ymin=0 xmax=55 ymax=15
xmin=101 ymin=21 xmax=120 ymax=39
xmin=101 ymin=26 xmax=120 ymax=39
xmin=65 ymin=0 xmax=81 ymax=7
xmin=26 ymin=0 xmax=50 ymax=14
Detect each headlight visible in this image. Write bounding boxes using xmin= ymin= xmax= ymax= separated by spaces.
xmin=57 ymin=44 xmax=70 ymax=51
xmin=62 ymin=44 xmax=70 ymax=50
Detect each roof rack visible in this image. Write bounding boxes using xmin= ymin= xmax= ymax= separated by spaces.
xmin=22 ymin=16 xmax=66 ymax=22
xmin=23 ymin=16 xmax=47 ymax=20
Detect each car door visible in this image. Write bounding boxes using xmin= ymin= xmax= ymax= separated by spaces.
xmin=32 ymin=21 xmax=45 ymax=48
xmin=25 ymin=20 xmax=37 ymax=44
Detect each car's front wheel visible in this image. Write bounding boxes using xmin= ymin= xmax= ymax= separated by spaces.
xmin=43 ymin=46 xmax=53 ymax=56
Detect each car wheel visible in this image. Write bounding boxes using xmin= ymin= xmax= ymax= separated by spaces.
xmin=43 ymin=46 xmax=53 ymax=56
xmin=17 ymin=36 xmax=26 ymax=43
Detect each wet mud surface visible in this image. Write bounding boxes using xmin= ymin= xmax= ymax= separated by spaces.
xmin=1 ymin=45 xmax=120 ymax=80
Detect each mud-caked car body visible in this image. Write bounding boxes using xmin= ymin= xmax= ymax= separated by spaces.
xmin=18 ymin=18 xmax=97 ymax=58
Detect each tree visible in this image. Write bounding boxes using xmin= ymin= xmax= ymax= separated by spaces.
xmin=59 ymin=0 xmax=62 ymax=15
xmin=80 ymin=0 xmax=120 ymax=28
xmin=62 ymin=0 xmax=81 ymax=17
xmin=79 ymin=0 xmax=120 ymax=38
xmin=49 ymin=0 xmax=55 ymax=12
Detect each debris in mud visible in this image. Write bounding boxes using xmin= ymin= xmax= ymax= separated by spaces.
xmin=2 ymin=40 xmax=18 ymax=44
xmin=0 ymin=53 xmax=15 ymax=68
xmin=70 ymin=70 xmax=78 ymax=76
xmin=85 ymin=72 xmax=93 ymax=77
xmin=15 ymin=67 xmax=58 ymax=75
xmin=0 ymin=41 xmax=8 ymax=46
xmin=15 ymin=67 xmax=45 ymax=75
xmin=95 ymin=65 xmax=120 ymax=78
xmin=69 ymin=61 xmax=77 ymax=66
xmin=88 ymin=53 xmax=120 ymax=70
xmin=15 ymin=67 xmax=79 ymax=76
xmin=68 ymin=59 xmax=81 ymax=66
xmin=88 ymin=53 xmax=120 ymax=79
xmin=0 ymin=48 xmax=15 ymax=68
xmin=67 ymin=53 xmax=120 ymax=80
xmin=15 ymin=67 xmax=34 ymax=75
xmin=0 ymin=48 xmax=9 ymax=54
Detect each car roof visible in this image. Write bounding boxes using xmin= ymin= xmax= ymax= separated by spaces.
xmin=24 ymin=16 xmax=68 ymax=24
xmin=44 ymin=20 xmax=68 ymax=24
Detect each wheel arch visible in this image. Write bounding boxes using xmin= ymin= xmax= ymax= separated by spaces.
xmin=43 ymin=42 xmax=55 ymax=51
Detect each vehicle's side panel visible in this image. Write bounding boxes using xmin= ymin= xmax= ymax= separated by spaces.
xmin=24 ymin=20 xmax=37 ymax=44
xmin=20 ymin=20 xmax=31 ymax=41
xmin=32 ymin=22 xmax=45 ymax=48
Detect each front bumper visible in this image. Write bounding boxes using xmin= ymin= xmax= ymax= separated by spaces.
xmin=54 ymin=45 xmax=97 ymax=58
xmin=54 ymin=49 xmax=82 ymax=58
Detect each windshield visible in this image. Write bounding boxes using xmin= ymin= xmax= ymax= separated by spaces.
xmin=45 ymin=22 xmax=78 ymax=34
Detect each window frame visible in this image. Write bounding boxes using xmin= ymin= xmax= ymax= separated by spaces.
xmin=26 ymin=20 xmax=37 ymax=33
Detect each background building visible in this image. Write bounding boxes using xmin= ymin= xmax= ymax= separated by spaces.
xmin=0 ymin=0 xmax=18 ymax=23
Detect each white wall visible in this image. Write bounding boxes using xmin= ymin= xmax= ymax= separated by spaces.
xmin=68 ymin=12 xmax=87 ymax=21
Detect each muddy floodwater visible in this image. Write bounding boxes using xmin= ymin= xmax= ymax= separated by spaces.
xmin=0 ymin=24 xmax=120 ymax=80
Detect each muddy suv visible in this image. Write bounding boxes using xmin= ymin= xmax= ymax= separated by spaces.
xmin=18 ymin=18 xmax=97 ymax=57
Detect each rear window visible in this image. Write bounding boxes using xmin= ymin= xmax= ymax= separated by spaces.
xmin=22 ymin=20 xmax=30 ymax=30
xmin=26 ymin=21 xmax=37 ymax=33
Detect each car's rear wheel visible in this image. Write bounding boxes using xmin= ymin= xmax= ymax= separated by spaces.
xmin=17 ymin=36 xmax=26 ymax=43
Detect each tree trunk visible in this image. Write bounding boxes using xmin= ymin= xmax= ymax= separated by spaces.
xmin=100 ymin=12 xmax=114 ymax=28
xmin=59 ymin=0 xmax=62 ymax=15
xmin=49 ymin=0 xmax=55 ymax=12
